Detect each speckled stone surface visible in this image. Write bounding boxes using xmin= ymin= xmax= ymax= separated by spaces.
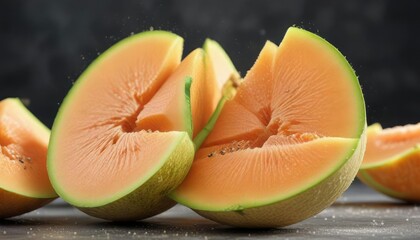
xmin=1 ymin=183 xmax=419 ymax=239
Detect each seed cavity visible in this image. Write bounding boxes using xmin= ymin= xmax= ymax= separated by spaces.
xmin=207 ymin=140 xmax=251 ymax=158
xmin=288 ymin=132 xmax=323 ymax=143
xmin=1 ymin=145 xmax=32 ymax=167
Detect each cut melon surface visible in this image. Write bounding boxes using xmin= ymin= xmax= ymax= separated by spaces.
xmin=200 ymin=39 xmax=240 ymax=134
xmin=0 ymin=99 xmax=55 ymax=198
xmin=175 ymin=137 xmax=358 ymax=211
xmin=203 ymin=39 xmax=240 ymax=89
xmin=358 ymin=123 xmax=420 ymax=201
xmin=171 ymin=27 xmax=366 ymax=227
xmin=360 ymin=123 xmax=420 ymax=167
xmin=0 ymin=98 xmax=56 ymax=218
xmin=47 ymin=31 xmax=205 ymax=220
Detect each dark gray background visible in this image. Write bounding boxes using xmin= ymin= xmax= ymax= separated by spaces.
xmin=1 ymin=0 xmax=419 ymax=128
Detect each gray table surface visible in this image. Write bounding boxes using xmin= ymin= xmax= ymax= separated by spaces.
xmin=1 ymin=183 xmax=419 ymax=239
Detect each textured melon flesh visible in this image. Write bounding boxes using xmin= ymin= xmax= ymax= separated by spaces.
xmin=172 ymin=27 xmax=365 ymax=210
xmin=49 ymin=31 xmax=198 ymax=207
xmin=51 ymin=131 xmax=188 ymax=205
xmin=0 ymin=99 xmax=55 ymax=198
xmin=176 ymin=137 xmax=356 ymax=210
xmin=362 ymin=123 xmax=420 ymax=166
xmin=203 ymin=32 xmax=363 ymax=148
xmin=358 ymin=123 xmax=420 ymax=201
xmin=135 ymin=49 xmax=203 ymax=136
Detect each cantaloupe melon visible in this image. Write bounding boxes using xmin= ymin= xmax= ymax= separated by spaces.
xmin=358 ymin=123 xmax=420 ymax=202
xmin=47 ymin=31 xmax=236 ymax=221
xmin=171 ymin=27 xmax=367 ymax=228
xmin=0 ymin=98 xmax=57 ymax=218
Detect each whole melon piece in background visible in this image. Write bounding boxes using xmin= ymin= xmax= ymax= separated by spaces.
xmin=358 ymin=123 xmax=420 ymax=202
xmin=0 ymin=98 xmax=57 ymax=219
xmin=171 ymin=27 xmax=367 ymax=228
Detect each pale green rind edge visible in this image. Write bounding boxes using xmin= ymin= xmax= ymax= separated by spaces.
xmin=171 ymin=137 xmax=361 ymax=212
xmin=47 ymin=30 xmax=185 ymax=207
xmin=203 ymin=38 xmax=239 ymax=76
xmin=193 ymin=95 xmax=228 ymax=150
xmin=0 ymin=98 xmax=57 ymax=199
xmin=357 ymin=145 xmax=420 ymax=200
xmin=357 ymin=169 xmax=404 ymax=200
xmin=79 ymin=132 xmax=194 ymax=221
xmin=197 ymin=132 xmax=366 ymax=227
xmin=360 ymin=144 xmax=420 ymax=169
xmin=183 ymin=77 xmax=194 ymax=139
xmin=358 ymin=122 xmax=419 ymax=200
xmin=171 ymin=26 xmax=367 ymax=214
xmin=5 ymin=98 xmax=51 ymax=136
xmin=289 ymin=27 xmax=366 ymax=138
xmin=194 ymin=39 xmax=239 ymax=150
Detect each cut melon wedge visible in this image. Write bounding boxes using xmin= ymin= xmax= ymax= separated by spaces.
xmin=358 ymin=123 xmax=420 ymax=202
xmin=200 ymin=39 xmax=240 ymax=135
xmin=203 ymin=39 xmax=240 ymax=89
xmin=0 ymin=98 xmax=57 ymax=218
xmin=48 ymin=31 xmax=202 ymax=221
xmin=171 ymin=27 xmax=366 ymax=228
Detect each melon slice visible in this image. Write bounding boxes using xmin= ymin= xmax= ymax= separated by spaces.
xmin=199 ymin=39 xmax=240 ymax=136
xmin=203 ymin=38 xmax=240 ymax=89
xmin=47 ymin=31 xmax=207 ymax=221
xmin=0 ymin=98 xmax=57 ymax=218
xmin=357 ymin=123 xmax=420 ymax=202
xmin=171 ymin=27 xmax=366 ymax=228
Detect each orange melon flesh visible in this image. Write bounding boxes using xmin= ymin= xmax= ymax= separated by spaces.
xmin=358 ymin=123 xmax=420 ymax=201
xmin=203 ymin=39 xmax=240 ymax=89
xmin=48 ymin=31 xmax=198 ymax=208
xmin=135 ymin=49 xmax=204 ymax=136
xmin=0 ymin=99 xmax=55 ymax=198
xmin=202 ymin=31 xmax=364 ymax=149
xmin=362 ymin=123 xmax=420 ymax=166
xmin=176 ymin=137 xmax=356 ymax=210
xmin=191 ymin=39 xmax=239 ymax=138
xmin=0 ymin=98 xmax=56 ymax=218
xmin=171 ymin=27 xmax=365 ymax=215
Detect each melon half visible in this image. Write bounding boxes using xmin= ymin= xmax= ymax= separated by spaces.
xmin=171 ymin=27 xmax=367 ymax=227
xmin=0 ymin=98 xmax=57 ymax=218
xmin=358 ymin=123 xmax=420 ymax=202
xmin=47 ymin=31 xmax=235 ymax=220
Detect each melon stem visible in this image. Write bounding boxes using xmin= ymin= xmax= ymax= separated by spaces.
xmin=193 ymin=74 xmax=241 ymax=150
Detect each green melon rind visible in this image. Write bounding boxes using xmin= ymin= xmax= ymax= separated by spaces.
xmin=360 ymin=144 xmax=420 ymax=169
xmin=49 ymin=131 xmax=193 ymax=209
xmin=0 ymin=98 xmax=56 ymax=199
xmin=171 ymin=27 xmax=367 ymax=217
xmin=78 ymin=132 xmax=194 ymax=221
xmin=193 ymin=93 xmax=228 ymax=150
xmin=357 ymin=123 xmax=418 ymax=200
xmin=47 ymin=31 xmax=192 ymax=209
xmin=203 ymin=39 xmax=239 ymax=80
xmin=357 ymin=145 xmax=420 ymax=200
xmin=6 ymin=98 xmax=51 ymax=138
xmin=183 ymin=77 xmax=194 ymax=138
xmin=291 ymin=27 xmax=366 ymax=139
xmin=49 ymin=76 xmax=195 ymax=208
xmin=196 ymin=132 xmax=366 ymax=227
xmin=172 ymin=137 xmax=362 ymax=212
